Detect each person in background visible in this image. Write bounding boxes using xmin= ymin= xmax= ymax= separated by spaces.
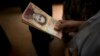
xmin=54 ymin=0 xmax=100 ymax=56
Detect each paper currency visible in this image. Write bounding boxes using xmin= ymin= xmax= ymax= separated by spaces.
xmin=22 ymin=2 xmax=62 ymax=39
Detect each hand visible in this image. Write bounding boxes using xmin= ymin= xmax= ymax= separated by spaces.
xmin=54 ymin=20 xmax=84 ymax=37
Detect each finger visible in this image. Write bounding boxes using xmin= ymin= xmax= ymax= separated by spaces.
xmin=54 ymin=20 xmax=64 ymax=31
xmin=54 ymin=20 xmax=76 ymax=31
xmin=54 ymin=20 xmax=68 ymax=30
xmin=60 ymin=20 xmax=84 ymax=30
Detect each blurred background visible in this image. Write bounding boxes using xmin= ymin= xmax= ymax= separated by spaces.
xmin=0 ymin=0 xmax=64 ymax=56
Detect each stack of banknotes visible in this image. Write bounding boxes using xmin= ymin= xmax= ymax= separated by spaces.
xmin=22 ymin=2 xmax=62 ymax=39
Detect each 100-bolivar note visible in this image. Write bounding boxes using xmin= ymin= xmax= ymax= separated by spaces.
xmin=22 ymin=2 xmax=62 ymax=39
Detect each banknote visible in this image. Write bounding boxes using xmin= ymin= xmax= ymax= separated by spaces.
xmin=22 ymin=2 xmax=62 ymax=39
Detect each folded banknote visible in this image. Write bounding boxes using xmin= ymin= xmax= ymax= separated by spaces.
xmin=22 ymin=2 xmax=62 ymax=39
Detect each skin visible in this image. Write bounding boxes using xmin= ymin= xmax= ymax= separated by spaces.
xmin=54 ymin=20 xmax=84 ymax=37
